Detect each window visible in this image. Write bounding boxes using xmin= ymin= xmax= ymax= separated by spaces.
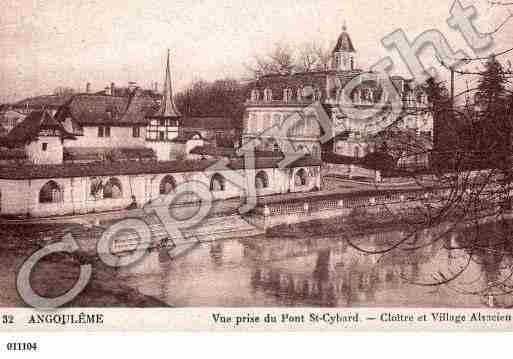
xmin=98 ymin=126 xmax=104 ymax=137
xmin=159 ymin=175 xmax=177 ymax=195
xmin=312 ymin=145 xmax=319 ymax=158
xmin=263 ymin=88 xmax=273 ymax=102
xmin=103 ymin=178 xmax=122 ymax=199
xmin=297 ymin=88 xmax=303 ymax=101
xmin=313 ymin=88 xmax=322 ymax=101
xmin=105 ymin=126 xmax=111 ymax=137
xmin=210 ymin=173 xmax=226 ymax=191
xmin=302 ymin=86 xmax=314 ymax=101
xmin=132 ymin=127 xmax=140 ymax=138
xmin=354 ymin=146 xmax=360 ymax=158
xmin=39 ymin=181 xmax=63 ymax=203
xmin=294 ymin=169 xmax=308 ymax=187
xmin=42 ymin=143 xmax=48 ymax=151
xmin=255 ymin=171 xmax=269 ymax=189
xmin=159 ymin=131 xmax=165 ymax=141
xmin=251 ymin=89 xmax=260 ymax=102
xmin=159 ymin=119 xmax=165 ymax=126
xmin=283 ymin=88 xmax=293 ymax=103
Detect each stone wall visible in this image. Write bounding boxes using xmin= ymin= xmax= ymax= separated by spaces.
xmin=0 ymin=165 xmax=320 ymax=218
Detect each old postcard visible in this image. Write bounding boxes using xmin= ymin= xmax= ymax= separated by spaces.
xmin=1 ymin=0 xmax=513 ymax=338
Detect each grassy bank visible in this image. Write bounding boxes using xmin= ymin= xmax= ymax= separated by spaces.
xmin=0 ymin=224 xmax=169 ymax=307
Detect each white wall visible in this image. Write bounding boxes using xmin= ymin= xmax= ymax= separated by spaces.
xmin=0 ymin=166 xmax=321 ymax=218
xmin=146 ymin=142 xmax=177 ymax=161
xmin=66 ymin=126 xmax=147 ymax=148
xmin=25 ymin=137 xmax=63 ymax=165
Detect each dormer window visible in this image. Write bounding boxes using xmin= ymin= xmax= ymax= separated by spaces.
xmin=263 ymin=88 xmax=272 ymax=102
xmin=313 ymin=88 xmax=322 ymax=101
xmin=283 ymin=88 xmax=293 ymax=103
xmin=251 ymin=89 xmax=260 ymax=102
xmin=302 ymin=86 xmax=314 ymax=101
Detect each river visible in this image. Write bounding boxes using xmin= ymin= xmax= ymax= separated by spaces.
xmin=2 ymin=220 xmax=512 ymax=308
xmin=116 ymin=221 xmax=513 ymax=308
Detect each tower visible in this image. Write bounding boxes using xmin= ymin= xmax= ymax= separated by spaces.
xmin=159 ymin=49 xmax=181 ymax=118
xmin=145 ymin=49 xmax=182 ymax=161
xmin=331 ymin=22 xmax=357 ymax=71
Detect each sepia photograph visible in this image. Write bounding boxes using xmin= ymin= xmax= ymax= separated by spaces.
xmin=1 ymin=0 xmax=513 ymax=334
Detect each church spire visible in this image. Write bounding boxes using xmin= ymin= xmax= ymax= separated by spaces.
xmin=159 ymin=49 xmax=181 ymax=117
xmin=332 ymin=21 xmax=357 ymax=71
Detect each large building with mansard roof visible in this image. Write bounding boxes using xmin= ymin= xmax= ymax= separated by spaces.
xmin=243 ymin=24 xmax=433 ymax=167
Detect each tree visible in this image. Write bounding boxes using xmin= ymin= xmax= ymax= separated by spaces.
xmin=474 ymin=56 xmax=511 ymax=168
xmin=245 ymin=41 xmax=331 ymax=78
xmin=296 ymin=41 xmax=332 ymax=72
xmin=53 ymin=87 xmax=75 ymax=96
xmin=245 ymin=43 xmax=296 ymax=77
xmin=175 ymin=78 xmax=247 ymax=120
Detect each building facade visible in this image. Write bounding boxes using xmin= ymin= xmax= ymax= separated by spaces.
xmin=244 ymin=25 xmax=433 ymax=166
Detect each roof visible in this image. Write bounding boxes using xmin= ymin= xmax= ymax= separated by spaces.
xmin=54 ymin=90 xmax=158 ymax=126
xmin=250 ymin=71 xmax=329 ymax=102
xmin=63 ymin=147 xmax=156 ymax=162
xmin=171 ymin=132 xmax=206 ymax=143
xmin=181 ymin=117 xmax=240 ymax=130
xmin=0 ymin=148 xmax=27 ymax=160
xmin=333 ymin=26 xmax=356 ymax=53
xmin=1 ymin=110 xmax=25 ymax=120
xmin=13 ymin=94 xmax=74 ymax=109
xmin=190 ymin=145 xmax=285 ymax=158
xmin=0 ymin=157 xmax=322 ymax=180
xmin=248 ymin=70 xmax=415 ymax=104
xmin=0 ymin=110 xmax=76 ymax=148
xmin=156 ymin=50 xmax=181 ymax=118
xmin=189 ymin=145 xmax=238 ymax=157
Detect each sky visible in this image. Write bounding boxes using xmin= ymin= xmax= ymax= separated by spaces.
xmin=0 ymin=0 xmax=512 ymax=103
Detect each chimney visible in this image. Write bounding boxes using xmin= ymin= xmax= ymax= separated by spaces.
xmin=128 ymin=81 xmax=137 ymax=92
xmin=110 ymin=82 xmax=115 ymax=96
xmin=105 ymin=86 xmax=111 ymax=96
xmin=86 ymin=82 xmax=91 ymax=94
xmin=154 ymin=82 xmax=159 ymax=93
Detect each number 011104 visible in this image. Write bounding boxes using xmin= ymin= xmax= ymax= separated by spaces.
xmin=6 ymin=342 xmax=38 ymax=351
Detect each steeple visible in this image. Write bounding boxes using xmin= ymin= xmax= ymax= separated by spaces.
xmin=159 ymin=49 xmax=181 ymax=117
xmin=333 ymin=21 xmax=356 ymax=54
xmin=332 ymin=21 xmax=357 ymax=71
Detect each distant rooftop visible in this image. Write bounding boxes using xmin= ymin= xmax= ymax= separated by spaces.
xmin=0 ymin=110 xmax=75 ymax=148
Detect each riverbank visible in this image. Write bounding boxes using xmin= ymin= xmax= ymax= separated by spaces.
xmin=267 ymin=209 xmax=417 ymax=240
xmin=0 ymin=224 xmax=169 ymax=307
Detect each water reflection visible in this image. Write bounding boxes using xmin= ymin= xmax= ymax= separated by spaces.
xmin=119 ymin=221 xmax=513 ymax=307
